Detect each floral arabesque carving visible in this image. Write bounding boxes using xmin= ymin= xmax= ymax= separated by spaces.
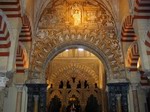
xmin=31 ymin=27 xmax=124 ymax=80
xmin=38 ymin=0 xmax=115 ymax=29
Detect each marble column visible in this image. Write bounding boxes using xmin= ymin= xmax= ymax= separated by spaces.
xmin=0 ymin=73 xmax=8 ymax=112
xmin=26 ymin=84 xmax=47 ymax=112
xmin=131 ymin=83 xmax=140 ymax=112
xmin=107 ymin=82 xmax=129 ymax=112
xmin=133 ymin=20 xmax=150 ymax=69
xmin=15 ymin=85 xmax=23 ymax=112
xmin=116 ymin=94 xmax=122 ymax=112
xmin=39 ymin=84 xmax=47 ymax=112
xmin=80 ymin=103 xmax=86 ymax=112
xmin=0 ymin=89 xmax=6 ymax=112
xmin=26 ymin=84 xmax=34 ymax=112
xmin=101 ymin=90 xmax=107 ymax=112
xmin=33 ymin=95 xmax=39 ymax=112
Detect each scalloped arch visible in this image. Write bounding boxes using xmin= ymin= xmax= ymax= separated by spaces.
xmin=67 ymin=90 xmax=81 ymax=104
xmin=51 ymin=63 xmax=99 ymax=87
xmin=49 ymin=90 xmax=63 ymax=102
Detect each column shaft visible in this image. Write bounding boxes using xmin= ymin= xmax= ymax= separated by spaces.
xmin=26 ymin=84 xmax=47 ymax=112
xmin=16 ymin=92 xmax=22 ymax=112
xmin=132 ymin=90 xmax=140 ymax=112
xmin=107 ymin=83 xmax=129 ymax=112
xmin=131 ymin=83 xmax=140 ymax=112
xmin=15 ymin=85 xmax=23 ymax=112
xmin=34 ymin=95 xmax=39 ymax=112
xmin=116 ymin=94 xmax=122 ymax=112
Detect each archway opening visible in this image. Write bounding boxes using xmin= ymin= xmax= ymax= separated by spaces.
xmin=85 ymin=95 xmax=100 ymax=112
xmin=48 ymin=95 xmax=62 ymax=112
xmin=46 ymin=48 xmax=108 ymax=112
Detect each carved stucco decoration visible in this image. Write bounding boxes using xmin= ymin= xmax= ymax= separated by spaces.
xmin=34 ymin=0 xmax=118 ymax=31
xmin=31 ymin=28 xmax=124 ymax=80
xmin=30 ymin=0 xmax=125 ymax=81
xmin=48 ymin=63 xmax=98 ymax=88
xmin=38 ymin=0 xmax=115 ymax=29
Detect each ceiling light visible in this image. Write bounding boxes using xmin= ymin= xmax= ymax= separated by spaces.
xmin=78 ymin=48 xmax=84 ymax=51
xmin=65 ymin=49 xmax=69 ymax=51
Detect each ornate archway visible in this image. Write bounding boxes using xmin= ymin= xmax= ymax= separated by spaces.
xmin=30 ymin=30 xmax=125 ymax=83
xmin=28 ymin=0 xmax=126 ymax=83
xmin=26 ymin=0 xmax=129 ymax=112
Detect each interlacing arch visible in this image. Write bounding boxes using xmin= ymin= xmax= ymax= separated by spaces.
xmin=126 ymin=41 xmax=140 ymax=71
xmin=121 ymin=15 xmax=137 ymax=42
xmin=0 ymin=0 xmax=21 ymax=18
xmin=134 ymin=0 xmax=150 ymax=19
xmin=67 ymin=90 xmax=81 ymax=104
xmin=85 ymin=92 xmax=100 ymax=105
xmin=145 ymin=31 xmax=150 ymax=55
xmin=50 ymin=63 xmax=98 ymax=88
xmin=0 ymin=10 xmax=12 ymax=57
xmin=16 ymin=42 xmax=28 ymax=74
xmin=49 ymin=90 xmax=63 ymax=102
xmin=19 ymin=15 xmax=32 ymax=42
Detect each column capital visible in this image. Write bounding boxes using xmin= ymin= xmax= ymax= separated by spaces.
xmin=131 ymin=83 xmax=139 ymax=90
xmin=0 ymin=70 xmax=15 ymax=79
xmin=107 ymin=78 xmax=129 ymax=84
xmin=15 ymin=84 xmax=24 ymax=92
xmin=26 ymin=78 xmax=46 ymax=84
xmin=0 ymin=71 xmax=15 ymax=90
xmin=144 ymin=69 xmax=150 ymax=79
xmin=0 ymin=73 xmax=9 ymax=90
xmin=5 ymin=71 xmax=15 ymax=80
xmin=116 ymin=94 xmax=121 ymax=97
xmin=25 ymin=70 xmax=46 ymax=84
xmin=33 ymin=95 xmax=39 ymax=101
xmin=24 ymin=69 xmax=29 ymax=76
